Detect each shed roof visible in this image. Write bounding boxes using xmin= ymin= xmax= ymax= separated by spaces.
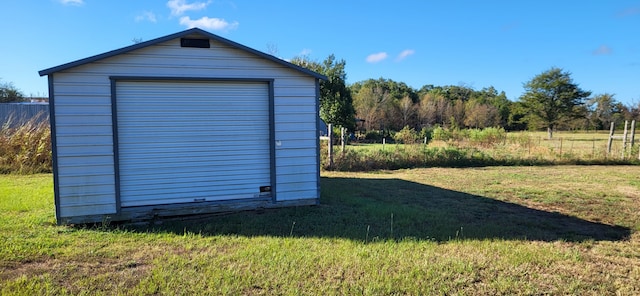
xmin=38 ymin=27 xmax=327 ymax=80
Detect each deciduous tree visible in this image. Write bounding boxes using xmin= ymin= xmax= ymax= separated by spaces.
xmin=353 ymin=86 xmax=387 ymax=130
xmin=587 ymin=93 xmax=617 ymax=129
xmin=464 ymin=100 xmax=500 ymax=128
xmin=397 ymin=96 xmax=416 ymax=128
xmin=0 ymin=80 xmax=25 ymax=103
xmin=417 ymin=93 xmax=448 ymax=126
xmin=520 ymin=68 xmax=591 ymax=139
xmin=290 ymin=54 xmax=355 ymax=130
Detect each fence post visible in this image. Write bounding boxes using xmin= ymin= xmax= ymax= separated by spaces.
xmin=622 ymin=120 xmax=629 ymax=159
xmin=341 ymin=127 xmax=346 ymax=153
xmin=630 ymin=120 xmax=636 ymax=158
xmin=559 ymin=137 xmax=563 ymax=157
xmin=570 ymin=138 xmax=573 ymax=155
xmin=607 ymin=122 xmax=615 ymax=156
xmin=327 ymin=123 xmax=334 ymax=168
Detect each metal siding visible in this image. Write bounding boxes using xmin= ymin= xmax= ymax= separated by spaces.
xmin=59 ymin=203 xmax=116 ymax=217
xmin=116 ymin=80 xmax=271 ymax=207
xmin=276 ymin=173 xmax=318 ymax=185
xmin=275 ymin=147 xmax=316 ymax=158
xmin=274 ymin=121 xmax=316 ymax=133
xmin=48 ymin=75 xmax=62 ymax=223
xmin=276 ymin=190 xmax=318 ymax=202
xmin=51 ymin=73 xmax=117 ymax=219
xmin=276 ymin=130 xmax=316 ymax=141
xmin=276 ymin=156 xmax=316 ymax=167
xmin=55 ymin=135 xmax=113 ymax=146
xmin=273 ymin=76 xmax=319 ymax=201
xmin=39 ymin=28 xmax=326 ymax=80
xmin=275 ymin=104 xmax=316 ymax=114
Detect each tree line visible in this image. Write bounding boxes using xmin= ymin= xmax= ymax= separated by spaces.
xmin=292 ymin=56 xmax=640 ymax=139
xmin=3 ymin=55 xmax=638 ymax=140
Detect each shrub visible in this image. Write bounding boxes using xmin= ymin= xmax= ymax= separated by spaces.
xmin=431 ymin=126 xmax=451 ymax=141
xmin=468 ymin=127 xmax=507 ymax=147
xmin=363 ymin=130 xmax=384 ymax=142
xmin=419 ymin=126 xmax=434 ymax=144
xmin=393 ymin=126 xmax=419 ymax=144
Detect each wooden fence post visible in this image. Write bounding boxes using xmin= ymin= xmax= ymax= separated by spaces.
xmin=630 ymin=120 xmax=636 ymax=158
xmin=559 ymin=137 xmax=563 ymax=157
xmin=607 ymin=122 xmax=615 ymax=156
xmin=327 ymin=123 xmax=334 ymax=168
xmin=622 ymin=120 xmax=629 ymax=159
xmin=341 ymin=127 xmax=346 ymax=153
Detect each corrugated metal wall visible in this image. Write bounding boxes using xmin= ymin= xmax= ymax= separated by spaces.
xmin=0 ymin=103 xmax=49 ymax=128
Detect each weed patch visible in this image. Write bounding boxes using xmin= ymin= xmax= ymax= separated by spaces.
xmin=324 ymin=129 xmax=639 ymax=171
xmin=0 ymin=116 xmax=51 ymax=174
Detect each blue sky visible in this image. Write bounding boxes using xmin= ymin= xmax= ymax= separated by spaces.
xmin=2 ymin=0 xmax=639 ymax=104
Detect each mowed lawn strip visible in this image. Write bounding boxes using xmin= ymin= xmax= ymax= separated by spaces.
xmin=1 ymin=166 xmax=639 ymax=295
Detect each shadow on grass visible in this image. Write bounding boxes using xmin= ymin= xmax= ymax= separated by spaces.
xmin=122 ymin=177 xmax=631 ymax=242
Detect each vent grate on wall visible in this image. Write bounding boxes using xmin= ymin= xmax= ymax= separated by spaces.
xmin=180 ymin=38 xmax=210 ymax=48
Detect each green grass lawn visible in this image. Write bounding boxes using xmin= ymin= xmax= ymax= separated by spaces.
xmin=1 ymin=167 xmax=640 ymax=295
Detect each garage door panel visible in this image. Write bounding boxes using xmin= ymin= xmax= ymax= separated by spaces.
xmin=118 ymin=116 xmax=270 ymax=124
xmin=121 ymin=173 xmax=270 ymax=188
xmin=121 ymin=168 xmax=270 ymax=185
xmin=118 ymin=159 xmax=271 ymax=172
xmin=118 ymin=148 xmax=270 ymax=161
xmin=118 ymin=122 xmax=269 ymax=135
xmin=122 ymin=178 xmax=270 ymax=196
xmin=118 ymin=148 xmax=268 ymax=157
xmin=116 ymin=80 xmax=271 ymax=207
xmin=123 ymin=192 xmax=266 ymax=207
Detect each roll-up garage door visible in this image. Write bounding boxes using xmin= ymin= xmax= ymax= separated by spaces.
xmin=116 ymin=80 xmax=271 ymax=207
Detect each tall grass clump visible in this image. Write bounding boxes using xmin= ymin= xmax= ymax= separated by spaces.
xmin=0 ymin=117 xmax=52 ymax=174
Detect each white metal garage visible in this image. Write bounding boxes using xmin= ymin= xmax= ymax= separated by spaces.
xmin=116 ymin=80 xmax=272 ymax=207
xmin=38 ymin=28 xmax=326 ymax=224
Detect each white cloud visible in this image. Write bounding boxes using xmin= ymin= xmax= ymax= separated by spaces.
xmin=396 ymin=49 xmax=415 ymax=61
xmin=593 ymin=45 xmax=613 ymax=55
xmin=299 ymin=48 xmax=312 ymax=56
xmin=366 ymin=52 xmax=388 ymax=63
xmin=59 ymin=0 xmax=83 ymax=6
xmin=179 ymin=16 xmax=239 ymax=31
xmin=167 ymin=0 xmax=211 ymax=16
xmin=135 ymin=11 xmax=157 ymax=23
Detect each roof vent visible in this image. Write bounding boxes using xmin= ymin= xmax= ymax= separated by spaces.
xmin=180 ymin=38 xmax=210 ymax=48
